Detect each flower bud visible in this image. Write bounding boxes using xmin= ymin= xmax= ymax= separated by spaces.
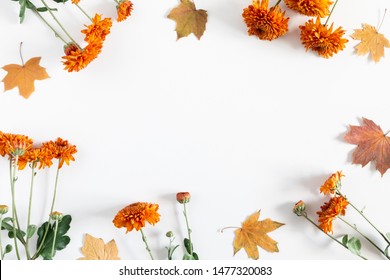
xmin=50 ymin=211 xmax=63 ymax=221
xmin=166 ymin=231 xmax=174 ymax=238
xmin=293 ymin=200 xmax=306 ymax=216
xmin=0 ymin=205 xmax=9 ymax=215
xmin=176 ymin=192 xmax=191 ymax=204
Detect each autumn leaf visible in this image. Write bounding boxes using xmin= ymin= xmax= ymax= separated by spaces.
xmin=232 ymin=211 xmax=284 ymax=260
xmin=344 ymin=117 xmax=390 ymax=176
xmin=2 ymin=56 xmax=49 ymax=99
xmin=167 ymin=0 xmax=208 ymax=40
xmin=78 ymin=233 xmax=120 ymax=260
xmin=351 ymin=24 xmax=390 ymax=62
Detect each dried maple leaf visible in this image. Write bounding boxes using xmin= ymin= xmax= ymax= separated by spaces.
xmin=351 ymin=24 xmax=390 ymax=62
xmin=344 ymin=117 xmax=390 ymax=176
xmin=2 ymin=57 xmax=49 ymax=98
xmin=233 ymin=211 xmax=284 ymax=260
xmin=167 ymin=0 xmax=208 ymax=40
xmin=78 ymin=233 xmax=120 ymax=260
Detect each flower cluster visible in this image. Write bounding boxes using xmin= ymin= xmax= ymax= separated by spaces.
xmin=242 ymin=0 xmax=348 ymax=58
xmin=294 ymin=171 xmax=390 ymax=260
xmin=113 ymin=192 xmax=198 ymax=260
xmin=0 ymin=131 xmax=77 ymax=260
xmin=13 ymin=0 xmax=133 ymax=72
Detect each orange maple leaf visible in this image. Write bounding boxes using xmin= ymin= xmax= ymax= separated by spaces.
xmin=233 ymin=211 xmax=284 ymax=260
xmin=351 ymin=23 xmax=390 ymax=63
xmin=78 ymin=233 xmax=120 ymax=260
xmin=2 ymin=57 xmax=49 ymax=99
xmin=167 ymin=0 xmax=208 ymax=40
xmin=344 ymin=117 xmax=390 ymax=176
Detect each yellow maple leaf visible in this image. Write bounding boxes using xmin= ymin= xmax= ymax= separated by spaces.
xmin=351 ymin=23 xmax=390 ymax=63
xmin=167 ymin=0 xmax=208 ymax=40
xmin=78 ymin=233 xmax=120 ymax=260
xmin=2 ymin=57 xmax=49 ymax=98
xmin=233 ymin=211 xmax=284 ymax=260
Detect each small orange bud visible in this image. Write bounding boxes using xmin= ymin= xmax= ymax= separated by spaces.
xmin=293 ymin=200 xmax=306 ymax=216
xmin=176 ymin=192 xmax=191 ymax=204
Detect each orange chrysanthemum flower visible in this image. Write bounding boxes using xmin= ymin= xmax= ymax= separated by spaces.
xmin=62 ymin=41 xmax=103 ymax=72
xmin=18 ymin=147 xmax=54 ymax=170
xmin=320 ymin=171 xmax=344 ymax=195
xmin=71 ymin=0 xmax=80 ymax=4
xmin=81 ymin=14 xmax=112 ymax=43
xmin=284 ymin=0 xmax=333 ymax=17
xmin=242 ymin=0 xmax=289 ymax=41
xmin=0 ymin=132 xmax=33 ymax=157
xmin=299 ymin=17 xmax=348 ymax=58
xmin=317 ymin=196 xmax=348 ymax=233
xmin=117 ymin=0 xmax=133 ymax=22
xmin=41 ymin=138 xmax=77 ymax=169
xmin=113 ymin=202 xmax=160 ymax=233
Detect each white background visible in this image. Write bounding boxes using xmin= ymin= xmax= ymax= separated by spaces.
xmin=0 ymin=0 xmax=390 ymax=260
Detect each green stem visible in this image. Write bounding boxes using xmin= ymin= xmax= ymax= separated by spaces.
xmin=183 ymin=202 xmax=193 ymax=256
xmin=75 ymin=4 xmax=92 ymax=22
xmin=338 ymin=216 xmax=389 ymax=260
xmin=40 ymin=0 xmax=79 ymax=45
xmin=0 ymin=214 xmax=3 ymax=260
xmin=32 ymin=160 xmax=61 ymax=260
xmin=324 ymin=0 xmax=339 ymax=26
xmin=301 ymin=213 xmax=367 ymax=260
xmin=140 ymin=228 xmax=154 ymax=260
xmin=337 ymin=190 xmax=390 ymax=246
xmin=274 ymin=0 xmax=282 ymax=6
xmin=25 ymin=163 xmax=37 ymax=260
xmin=51 ymin=220 xmax=59 ymax=258
xmin=50 ymin=161 xmax=61 ymax=214
xmin=10 ymin=157 xmax=21 ymax=260
xmin=32 ymin=7 xmax=68 ymax=44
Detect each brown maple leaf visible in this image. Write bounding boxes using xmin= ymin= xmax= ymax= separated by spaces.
xmin=233 ymin=211 xmax=284 ymax=260
xmin=344 ymin=117 xmax=390 ymax=176
xmin=78 ymin=233 xmax=120 ymax=260
xmin=351 ymin=24 xmax=390 ymax=63
xmin=2 ymin=57 xmax=49 ymax=98
xmin=167 ymin=0 xmax=208 ymax=40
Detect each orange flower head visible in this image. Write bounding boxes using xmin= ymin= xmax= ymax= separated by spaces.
xmin=293 ymin=200 xmax=306 ymax=216
xmin=0 ymin=132 xmax=33 ymax=157
xmin=320 ymin=171 xmax=344 ymax=195
xmin=176 ymin=192 xmax=191 ymax=204
xmin=299 ymin=17 xmax=348 ymax=58
xmin=62 ymin=41 xmax=103 ymax=72
xmin=71 ymin=0 xmax=80 ymax=4
xmin=113 ymin=202 xmax=160 ymax=233
xmin=41 ymin=138 xmax=77 ymax=169
xmin=317 ymin=196 xmax=348 ymax=233
xmin=81 ymin=14 xmax=112 ymax=43
xmin=242 ymin=0 xmax=289 ymax=41
xmin=284 ymin=0 xmax=333 ymax=17
xmin=117 ymin=0 xmax=133 ymax=22
xmin=18 ymin=146 xmax=55 ymax=170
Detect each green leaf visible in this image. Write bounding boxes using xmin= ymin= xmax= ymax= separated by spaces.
xmin=5 ymin=244 xmax=13 ymax=254
xmin=182 ymin=252 xmax=195 ymax=260
xmin=183 ymin=238 xmax=192 ymax=254
xmin=52 ymin=0 xmax=69 ymax=3
xmin=27 ymin=224 xmax=37 ymax=238
xmin=36 ymin=215 xmax=72 ymax=259
xmin=192 ymin=252 xmax=199 ymax=260
xmin=386 ymin=233 xmax=390 ymax=241
xmin=18 ymin=0 xmax=27 ymax=23
xmin=1 ymin=217 xmax=12 ymax=224
xmin=2 ymin=220 xmax=26 ymax=243
xmin=341 ymin=234 xmax=348 ymax=246
xmin=347 ymin=237 xmax=362 ymax=256
xmin=385 ymin=245 xmax=389 ymax=258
